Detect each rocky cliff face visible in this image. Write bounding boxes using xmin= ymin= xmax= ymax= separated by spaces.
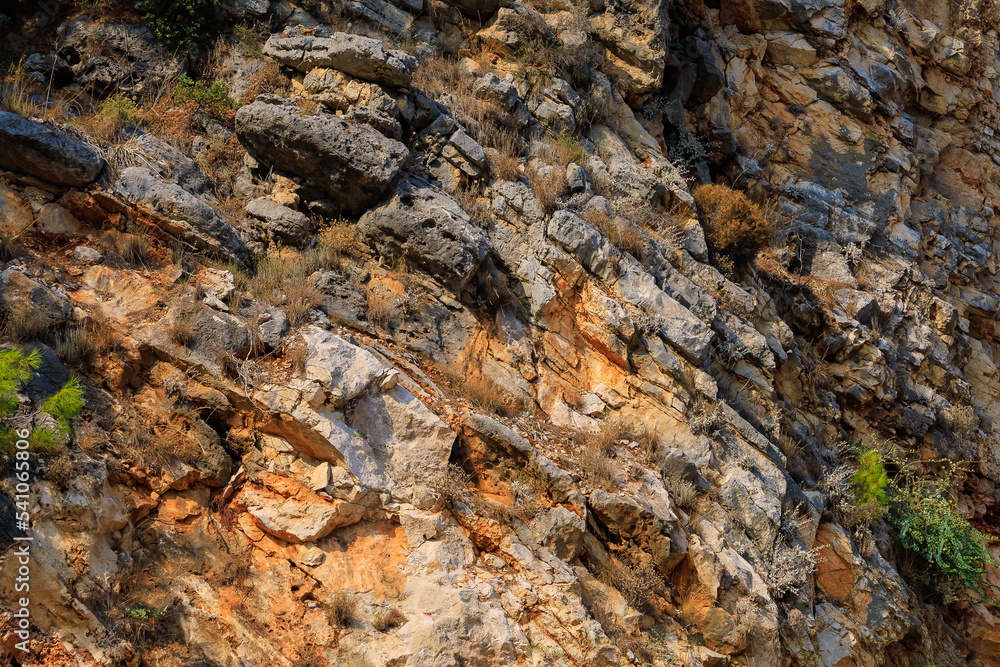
xmin=0 ymin=0 xmax=998 ymax=665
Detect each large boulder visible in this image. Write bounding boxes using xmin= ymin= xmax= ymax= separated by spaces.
xmin=115 ymin=168 xmax=252 ymax=270
xmin=0 ymin=112 xmax=103 ymax=186
xmin=357 ymin=176 xmax=490 ymax=288
xmin=262 ymin=32 xmax=417 ymax=88
xmin=235 ymin=96 xmax=408 ymax=215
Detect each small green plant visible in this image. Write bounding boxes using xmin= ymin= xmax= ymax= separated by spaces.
xmin=234 ymin=22 xmax=263 ymax=58
xmin=127 ymin=607 xmax=165 ymax=620
xmin=175 ymin=73 xmax=233 ymax=115
xmin=28 ymin=427 xmax=60 ymax=453
xmin=143 ymin=0 xmax=220 ymax=54
xmin=0 ymin=349 xmax=84 ymax=458
xmin=44 ymin=376 xmax=84 ymax=432
xmin=851 ymin=448 xmax=890 ymax=506
xmin=100 ymin=94 xmax=142 ymax=133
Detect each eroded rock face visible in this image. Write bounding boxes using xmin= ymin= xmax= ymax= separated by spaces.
xmin=0 ymin=112 xmax=103 ymax=186
xmin=235 ymin=96 xmax=408 ymax=215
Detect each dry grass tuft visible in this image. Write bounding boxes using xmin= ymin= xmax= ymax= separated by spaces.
xmin=465 ymin=375 xmax=523 ymax=417
xmin=580 ymin=208 xmax=643 ymax=256
xmin=372 ymin=606 xmax=406 ymax=632
xmin=100 ymin=231 xmax=153 ymax=268
xmin=3 ymin=302 xmax=53 ymax=342
xmin=168 ymin=317 xmax=196 ymax=347
xmin=528 ymin=166 xmax=566 ymax=214
xmin=326 ymin=592 xmax=359 ymax=628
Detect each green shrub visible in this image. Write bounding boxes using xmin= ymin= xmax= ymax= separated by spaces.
xmin=175 ymin=74 xmax=233 ymax=115
xmin=851 ymin=448 xmax=889 ymax=506
xmin=692 ymin=183 xmax=773 ymax=262
xmin=143 ymin=0 xmax=220 ymax=54
xmin=894 ymin=482 xmax=993 ymax=600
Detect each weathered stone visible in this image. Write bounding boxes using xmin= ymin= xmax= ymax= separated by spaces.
xmin=262 ymin=33 xmax=417 ymax=87
xmin=235 ymin=96 xmax=407 ymax=215
xmin=357 ymin=176 xmax=491 ymax=289
xmin=115 ymin=167 xmax=251 ymax=270
xmin=0 ymin=112 xmax=103 ymax=186
xmin=245 ymin=197 xmax=314 ymax=246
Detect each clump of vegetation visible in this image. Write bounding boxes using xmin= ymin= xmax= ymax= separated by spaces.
xmin=100 ymin=94 xmax=143 ymax=134
xmin=143 ymin=0 xmax=221 ymax=54
xmin=827 ymin=441 xmax=997 ymax=601
xmin=599 ymin=547 xmax=664 ymax=611
xmin=174 ymin=74 xmax=233 ymax=115
xmin=580 ymin=207 xmax=643 ymax=257
xmin=325 ymin=592 xmax=359 ymax=628
xmin=372 ymin=606 xmax=406 ymax=632
xmin=0 ymin=59 xmax=38 ymax=118
xmin=527 ymin=165 xmax=566 ymax=214
xmin=169 ymin=317 xmax=196 ymax=347
xmin=893 ymin=465 xmax=994 ymax=600
xmin=84 ymin=567 xmax=166 ymax=648
xmin=464 ymin=374 xmax=523 ymax=418
xmin=766 ymin=542 xmax=821 ymax=599
xmin=692 ymin=183 xmax=773 ymax=263
xmin=0 ymin=349 xmax=84 ymax=458
xmin=3 ymin=302 xmax=53 ymax=343
xmin=44 ymin=376 xmax=85 ymax=432
xmin=100 ymin=231 xmax=153 ymax=268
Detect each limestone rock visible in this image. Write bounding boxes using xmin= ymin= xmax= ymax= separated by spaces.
xmin=235 ymin=96 xmax=408 ymax=215
xmin=357 ymin=176 xmax=491 ymax=289
xmin=0 ymin=112 xmax=103 ymax=186
xmin=115 ymin=167 xmax=251 ymax=270
xmin=262 ymin=32 xmax=417 ymax=87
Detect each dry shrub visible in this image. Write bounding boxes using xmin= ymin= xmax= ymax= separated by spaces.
xmin=100 ymin=231 xmax=152 ymax=268
xmin=317 ymin=221 xmax=360 ymax=257
xmin=3 ymin=302 xmax=52 ymax=342
xmin=664 ymin=473 xmax=698 ymax=509
xmin=692 ymin=184 xmax=773 ymax=262
xmin=372 ymin=606 xmax=406 ymax=632
xmin=599 ymin=547 xmax=663 ymax=610
xmin=363 ymin=286 xmax=397 ymax=330
xmin=579 ymin=446 xmax=615 ymax=490
xmin=580 ymin=208 xmax=643 ymax=256
xmin=326 ymin=592 xmax=359 ymax=628
xmin=465 ymin=375 xmax=522 ymax=417
xmin=528 ymin=166 xmax=566 ymax=214
xmin=766 ymin=542 xmax=821 ymax=599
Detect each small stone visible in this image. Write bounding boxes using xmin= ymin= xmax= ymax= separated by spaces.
xmin=74 ymin=246 xmax=103 ymax=264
